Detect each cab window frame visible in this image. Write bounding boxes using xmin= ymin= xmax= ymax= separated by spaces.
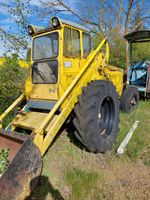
xmin=32 ymin=31 xmax=59 ymax=62
xmin=63 ymin=26 xmax=81 ymax=58
xmin=32 ymin=59 xmax=58 ymax=84
xmin=82 ymin=32 xmax=92 ymax=58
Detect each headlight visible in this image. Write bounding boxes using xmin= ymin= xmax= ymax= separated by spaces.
xmin=51 ymin=17 xmax=61 ymax=28
xmin=27 ymin=25 xmax=35 ymax=36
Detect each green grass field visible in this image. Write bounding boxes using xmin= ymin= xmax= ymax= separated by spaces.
xmin=29 ymin=101 xmax=150 ymax=200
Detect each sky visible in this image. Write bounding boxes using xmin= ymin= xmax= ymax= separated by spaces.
xmin=0 ymin=0 xmax=49 ymax=56
xmin=0 ymin=0 xmax=149 ymax=57
xmin=0 ymin=0 xmax=78 ymax=57
xmin=0 ymin=0 xmax=78 ymax=32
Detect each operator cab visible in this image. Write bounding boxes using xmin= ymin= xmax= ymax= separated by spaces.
xmin=26 ymin=17 xmax=92 ymax=110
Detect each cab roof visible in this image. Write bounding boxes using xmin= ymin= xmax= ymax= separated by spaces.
xmin=61 ymin=19 xmax=90 ymax=32
xmin=29 ymin=17 xmax=90 ymax=37
xmin=124 ymin=29 xmax=150 ymax=43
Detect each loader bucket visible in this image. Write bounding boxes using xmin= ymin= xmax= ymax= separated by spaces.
xmin=0 ymin=129 xmax=42 ymax=200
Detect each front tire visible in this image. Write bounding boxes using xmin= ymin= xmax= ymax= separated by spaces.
xmin=73 ymin=80 xmax=120 ymax=153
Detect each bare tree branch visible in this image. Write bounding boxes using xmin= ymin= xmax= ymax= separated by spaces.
xmin=112 ymin=0 xmax=128 ymax=15
xmin=130 ymin=0 xmax=145 ymax=17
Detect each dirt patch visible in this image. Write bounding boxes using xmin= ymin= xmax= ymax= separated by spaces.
xmin=99 ymin=159 xmax=150 ymax=200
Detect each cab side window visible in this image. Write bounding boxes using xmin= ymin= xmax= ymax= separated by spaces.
xmin=83 ymin=33 xmax=91 ymax=58
xmin=64 ymin=27 xmax=80 ymax=57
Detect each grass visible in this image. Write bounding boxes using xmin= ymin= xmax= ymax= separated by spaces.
xmin=65 ymin=169 xmax=99 ymax=200
xmin=116 ymin=101 xmax=150 ymax=161
xmin=27 ymin=101 xmax=150 ymax=200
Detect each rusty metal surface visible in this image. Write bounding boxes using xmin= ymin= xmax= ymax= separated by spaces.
xmin=0 ymin=129 xmax=30 ymax=141
xmin=0 ymin=129 xmax=28 ymax=163
xmin=0 ymin=136 xmax=42 ymax=200
xmin=0 ymin=134 xmax=22 ymax=163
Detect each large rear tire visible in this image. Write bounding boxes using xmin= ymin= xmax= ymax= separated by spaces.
xmin=73 ymin=80 xmax=120 ymax=153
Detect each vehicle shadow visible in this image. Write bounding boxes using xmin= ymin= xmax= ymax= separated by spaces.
xmin=25 ymin=175 xmax=64 ymax=200
xmin=65 ymin=121 xmax=85 ymax=151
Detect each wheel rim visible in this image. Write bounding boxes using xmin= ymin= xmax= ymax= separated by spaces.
xmin=98 ymin=97 xmax=115 ymax=138
xmin=129 ymin=95 xmax=137 ymax=111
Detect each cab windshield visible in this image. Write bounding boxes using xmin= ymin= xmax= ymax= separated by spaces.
xmin=33 ymin=32 xmax=58 ymax=60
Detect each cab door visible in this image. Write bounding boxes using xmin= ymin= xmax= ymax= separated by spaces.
xmin=29 ymin=32 xmax=59 ymax=100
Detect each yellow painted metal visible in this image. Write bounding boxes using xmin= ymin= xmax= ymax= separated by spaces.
xmin=12 ymin=111 xmax=58 ymax=134
xmin=100 ymin=65 xmax=123 ymax=96
xmin=1 ymin=18 xmax=124 ymax=156
xmin=12 ymin=111 xmax=48 ymax=131
xmin=25 ymin=76 xmax=32 ymax=100
xmin=0 ymin=94 xmax=24 ymax=128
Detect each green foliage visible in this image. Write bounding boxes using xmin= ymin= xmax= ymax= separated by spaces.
xmin=0 ymin=54 xmax=28 ymax=112
xmin=92 ymin=28 xmax=150 ymax=69
xmin=132 ymin=42 xmax=150 ymax=62
xmin=109 ymin=39 xmax=126 ymax=68
xmin=92 ymin=32 xmax=104 ymax=49
xmin=92 ymin=30 xmax=126 ymax=69
xmin=0 ymin=149 xmax=9 ymax=174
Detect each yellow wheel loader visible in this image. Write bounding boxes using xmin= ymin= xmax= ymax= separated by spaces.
xmin=0 ymin=17 xmax=124 ymax=199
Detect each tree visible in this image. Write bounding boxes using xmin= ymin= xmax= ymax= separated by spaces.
xmin=0 ymin=0 xmax=34 ymax=57
xmin=41 ymin=0 xmax=150 ymax=69
xmin=0 ymin=54 xmax=28 ymax=111
xmin=112 ymin=0 xmax=150 ymax=67
xmin=131 ymin=9 xmax=145 ymax=31
xmin=0 ymin=0 xmax=149 ymax=68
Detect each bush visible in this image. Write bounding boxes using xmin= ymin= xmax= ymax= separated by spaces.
xmin=0 ymin=149 xmax=9 ymax=175
xmin=0 ymin=54 xmax=28 ymax=112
